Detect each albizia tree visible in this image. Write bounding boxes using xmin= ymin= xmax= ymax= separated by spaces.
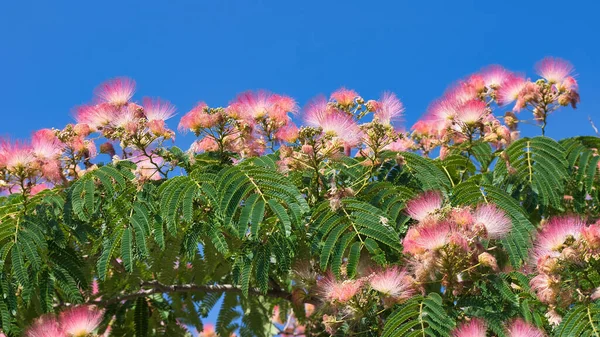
xmin=0 ymin=57 xmax=599 ymax=337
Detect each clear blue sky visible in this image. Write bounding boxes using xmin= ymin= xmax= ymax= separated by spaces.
xmin=1 ymin=0 xmax=599 ymax=333
xmin=1 ymin=0 xmax=599 ymax=144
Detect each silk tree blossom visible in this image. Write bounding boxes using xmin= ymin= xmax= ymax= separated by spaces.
xmin=369 ymin=267 xmax=415 ymax=300
xmin=25 ymin=315 xmax=64 ymax=337
xmin=455 ymin=100 xmax=488 ymax=125
xmin=319 ymin=275 xmax=363 ymax=303
xmin=311 ymin=111 xmax=362 ymax=148
xmin=472 ymin=203 xmax=512 ymax=239
xmin=94 ymin=77 xmax=136 ymax=106
xmin=532 ymin=216 xmax=584 ymax=264
xmin=536 ymin=57 xmax=574 ymax=84
xmin=142 ymin=97 xmax=176 ymax=122
xmin=178 ymin=102 xmax=222 ymax=132
xmin=405 ymin=190 xmax=444 ymax=221
xmin=403 ymin=221 xmax=455 ymax=254
xmin=373 ymin=92 xmax=405 ymax=125
xmin=32 ymin=129 xmax=62 ymax=159
xmin=229 ymin=90 xmax=297 ymax=123
xmin=303 ymin=96 xmax=335 ymax=127
xmin=497 ymin=75 xmax=528 ymax=107
xmin=451 ymin=318 xmax=487 ymax=337
xmin=59 ymin=305 xmax=104 ymax=337
xmin=481 ymin=65 xmax=512 ymax=88
xmin=0 ymin=140 xmax=36 ymax=171
xmin=505 ymin=318 xmax=546 ymax=337
xmin=75 ymin=104 xmax=115 ymax=131
xmin=330 ymin=87 xmax=359 ymax=107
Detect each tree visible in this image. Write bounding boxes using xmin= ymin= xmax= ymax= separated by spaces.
xmin=1 ymin=57 xmax=598 ymax=337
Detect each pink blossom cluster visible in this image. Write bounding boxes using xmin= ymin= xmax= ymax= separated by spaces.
xmin=402 ymin=191 xmax=512 ymax=293
xmin=528 ymin=215 xmax=600 ymax=324
xmin=25 ymin=305 xmax=106 ymax=337
xmin=315 ymin=267 xmax=416 ymax=335
xmin=452 ymin=318 xmax=546 ymax=337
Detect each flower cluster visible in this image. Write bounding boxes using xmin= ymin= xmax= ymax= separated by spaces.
xmin=25 ymin=305 xmax=105 ymax=337
xmin=402 ymin=190 xmax=512 ymax=294
xmin=528 ymin=215 xmax=600 ymax=324
xmin=451 ymin=318 xmax=546 ymax=337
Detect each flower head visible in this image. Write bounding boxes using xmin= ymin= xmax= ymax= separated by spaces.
xmin=455 ymin=100 xmax=488 ymax=125
xmin=536 ymin=57 xmax=574 ymax=84
xmin=330 ymin=87 xmax=359 ymax=106
xmin=229 ymin=90 xmax=297 ymax=123
xmin=373 ymin=92 xmax=404 ymax=125
xmin=142 ymin=97 xmax=176 ymax=122
xmin=319 ymin=275 xmax=363 ymax=303
xmin=532 ymin=216 xmax=584 ymax=265
xmin=369 ymin=267 xmax=414 ymax=300
xmin=497 ymin=75 xmax=527 ymax=106
xmin=403 ymin=221 xmax=455 ymax=254
xmin=452 ymin=318 xmax=487 ymax=337
xmin=75 ymin=104 xmax=115 ymax=130
xmin=481 ymin=65 xmax=512 ymax=88
xmin=32 ymin=129 xmax=62 ymax=160
xmin=94 ymin=77 xmax=135 ymax=106
xmin=506 ymin=318 xmax=545 ymax=337
xmin=405 ymin=190 xmax=443 ymax=221
xmin=59 ymin=305 xmax=104 ymax=337
xmin=25 ymin=315 xmax=64 ymax=337
xmin=472 ymin=204 xmax=512 ymax=239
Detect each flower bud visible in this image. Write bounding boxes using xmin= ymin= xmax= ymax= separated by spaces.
xmin=478 ymin=252 xmax=499 ymax=271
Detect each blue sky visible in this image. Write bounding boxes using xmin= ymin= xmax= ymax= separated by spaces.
xmin=1 ymin=0 xmax=599 ymax=145
xmin=1 ymin=0 xmax=599 ymax=333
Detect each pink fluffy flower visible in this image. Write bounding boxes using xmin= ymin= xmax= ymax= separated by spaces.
xmin=112 ymin=104 xmax=140 ymax=129
xmin=75 ymin=104 xmax=115 ymax=130
xmin=455 ymin=100 xmax=488 ymax=125
xmin=94 ymin=77 xmax=136 ymax=106
xmin=190 ymin=137 xmax=219 ymax=153
xmin=319 ymin=275 xmax=363 ymax=303
xmin=446 ymin=83 xmax=478 ymax=105
xmin=373 ymin=92 xmax=405 ymax=125
xmin=32 ymin=129 xmax=62 ymax=160
xmin=506 ymin=318 xmax=546 ymax=337
xmin=472 ymin=204 xmax=512 ymax=239
xmin=142 ymin=97 xmax=176 ymax=122
xmin=179 ymin=102 xmax=221 ymax=133
xmin=0 ymin=140 xmax=35 ymax=171
xmin=497 ymin=75 xmax=527 ymax=106
xmin=405 ymin=190 xmax=443 ymax=221
xmin=369 ymin=267 xmax=414 ymax=300
xmin=452 ymin=318 xmax=487 ymax=337
xmin=199 ymin=323 xmax=217 ymax=337
xmin=330 ymin=87 xmax=359 ymax=106
xmin=274 ymin=122 xmax=299 ymax=142
xmin=25 ymin=315 xmax=64 ymax=337
xmin=481 ymin=65 xmax=512 ymax=88
xmin=403 ymin=221 xmax=454 ymax=254
xmin=303 ymin=96 xmax=335 ymax=127
xmin=532 ymin=216 xmax=584 ymax=264
xmin=536 ymin=57 xmax=574 ymax=84
xmin=427 ymin=98 xmax=459 ymax=123
xmin=229 ymin=90 xmax=297 ymax=123
xmin=60 ymin=305 xmax=104 ymax=337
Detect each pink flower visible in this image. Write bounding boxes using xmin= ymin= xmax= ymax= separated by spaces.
xmin=59 ymin=305 xmax=104 ymax=337
xmin=536 ymin=57 xmax=574 ymax=84
xmin=405 ymin=190 xmax=443 ymax=221
xmin=32 ymin=129 xmax=62 ymax=160
xmin=582 ymin=224 xmax=600 ymax=249
xmin=133 ymin=154 xmax=164 ymax=180
xmin=446 ymin=83 xmax=478 ymax=105
xmin=199 ymin=323 xmax=217 ymax=337
xmin=532 ymin=216 xmax=584 ymax=264
xmin=190 ymin=137 xmax=219 ymax=153
xmin=369 ymin=267 xmax=415 ymax=300
xmin=229 ymin=90 xmax=297 ymax=123
xmin=0 ymin=140 xmax=35 ymax=171
xmin=319 ymin=275 xmax=363 ymax=303
xmin=75 ymin=104 xmax=115 ymax=130
xmin=330 ymin=87 xmax=359 ymax=106
xmin=385 ymin=137 xmax=414 ymax=152
xmin=274 ymin=123 xmax=299 ymax=143
xmin=455 ymin=100 xmax=488 ymax=125
xmin=427 ymin=98 xmax=459 ymax=123
xmin=481 ymin=65 xmax=512 ymax=88
xmin=94 ymin=77 xmax=136 ymax=106
xmin=497 ymin=75 xmax=527 ymax=106
xmin=142 ymin=97 xmax=176 ymax=122
xmin=303 ymin=96 xmax=335 ymax=127
xmin=179 ymin=102 xmax=221 ymax=133
xmin=506 ymin=318 xmax=545 ymax=337
xmin=30 ymin=183 xmax=50 ymax=195
xmin=112 ymin=104 xmax=140 ymax=128
xmin=452 ymin=318 xmax=487 ymax=337
xmin=25 ymin=315 xmax=64 ymax=337
xmin=403 ymin=221 xmax=455 ymax=254
xmin=472 ymin=204 xmax=512 ymax=239
xmin=307 ymin=107 xmax=362 ymax=148
xmin=373 ymin=92 xmax=404 ymax=125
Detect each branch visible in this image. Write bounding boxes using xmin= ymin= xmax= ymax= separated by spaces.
xmin=91 ymin=280 xmax=296 ymax=306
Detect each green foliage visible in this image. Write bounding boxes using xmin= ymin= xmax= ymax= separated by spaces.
xmin=382 ymin=293 xmax=455 ymax=337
